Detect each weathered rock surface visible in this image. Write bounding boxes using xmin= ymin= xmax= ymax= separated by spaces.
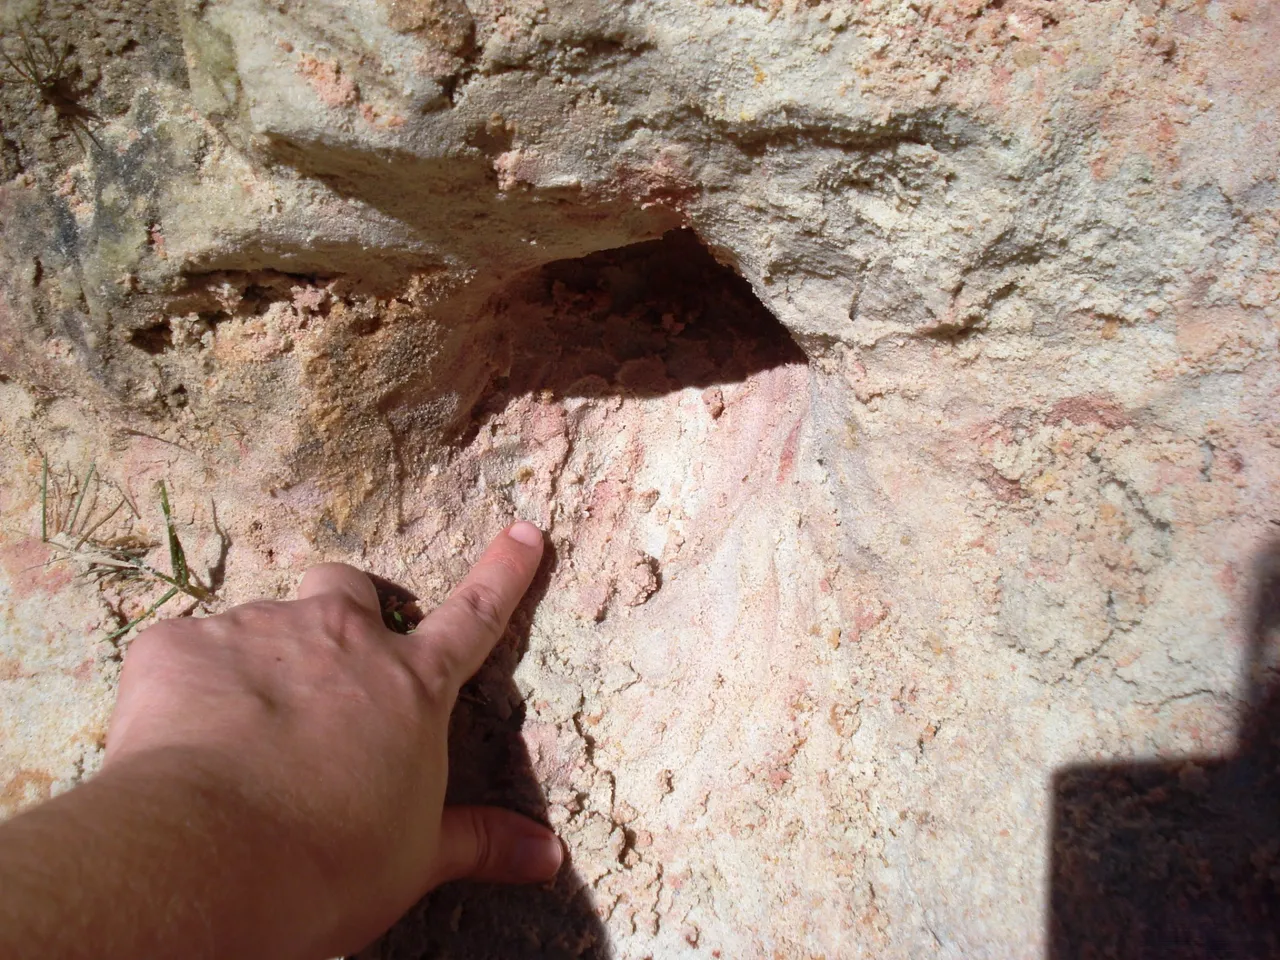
xmin=2 ymin=0 xmax=1279 ymax=956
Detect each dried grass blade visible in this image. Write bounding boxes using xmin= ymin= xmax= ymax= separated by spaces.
xmin=40 ymin=455 xmax=49 ymax=542
xmin=66 ymin=462 xmax=95 ymax=535
xmin=73 ymin=498 xmax=124 ymax=550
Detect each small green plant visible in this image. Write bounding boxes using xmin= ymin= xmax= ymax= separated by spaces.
xmin=39 ymin=458 xmax=213 ymax=641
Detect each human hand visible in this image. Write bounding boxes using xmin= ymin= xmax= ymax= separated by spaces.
xmin=103 ymin=521 xmax=561 ymax=958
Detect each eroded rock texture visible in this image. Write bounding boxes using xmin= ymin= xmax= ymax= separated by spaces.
xmin=2 ymin=0 xmax=1279 ymax=956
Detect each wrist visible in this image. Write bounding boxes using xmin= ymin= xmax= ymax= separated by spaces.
xmin=96 ymin=747 xmax=340 ymax=960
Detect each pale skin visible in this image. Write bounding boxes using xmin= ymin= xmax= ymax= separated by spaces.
xmin=0 ymin=520 xmax=563 ymax=960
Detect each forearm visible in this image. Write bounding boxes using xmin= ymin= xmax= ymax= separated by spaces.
xmin=0 ymin=749 xmax=330 ymax=960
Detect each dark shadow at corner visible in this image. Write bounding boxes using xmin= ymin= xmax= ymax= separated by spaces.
xmin=433 ymin=225 xmax=808 ymax=458
xmin=358 ymin=543 xmax=611 ymax=960
xmin=463 ymin=228 xmax=806 ymax=406
xmin=1048 ymin=536 xmax=1280 ymax=958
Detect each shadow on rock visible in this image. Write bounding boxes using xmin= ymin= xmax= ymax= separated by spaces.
xmin=476 ymin=227 xmax=807 ymax=405
xmin=358 ymin=545 xmax=611 ymax=960
xmin=1049 ymin=536 xmax=1280 ymax=958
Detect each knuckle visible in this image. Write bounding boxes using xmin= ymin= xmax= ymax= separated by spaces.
xmin=221 ymin=602 xmax=293 ymax=644
xmin=124 ymin=623 xmax=164 ymax=653
xmin=302 ymin=595 xmax=374 ymax=642
xmin=454 ymin=583 xmax=505 ymax=636
xmin=124 ymin=619 xmax=186 ymax=658
xmin=487 ymin=551 xmax=524 ymax=576
xmin=308 ymin=594 xmax=353 ymax=624
xmin=119 ymin=633 xmax=161 ymax=673
xmin=233 ymin=599 xmax=288 ymax=619
xmin=222 ymin=599 xmax=286 ymax=629
xmin=305 ymin=561 xmax=351 ymax=577
xmin=410 ymin=650 xmax=456 ymax=705
xmin=395 ymin=638 xmax=444 ymax=691
xmin=465 ymin=807 xmax=493 ymax=874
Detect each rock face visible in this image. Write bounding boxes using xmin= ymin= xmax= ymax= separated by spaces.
xmin=2 ymin=0 xmax=1279 ymax=956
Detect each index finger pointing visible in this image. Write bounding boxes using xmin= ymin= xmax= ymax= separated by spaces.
xmin=410 ymin=521 xmax=544 ymax=686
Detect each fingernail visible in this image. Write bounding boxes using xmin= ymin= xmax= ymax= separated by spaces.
xmin=513 ymin=833 xmax=564 ymax=880
xmin=507 ymin=520 xmax=543 ymax=547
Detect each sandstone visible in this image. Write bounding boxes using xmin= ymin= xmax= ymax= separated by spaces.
xmin=1 ymin=0 xmax=1279 ymax=956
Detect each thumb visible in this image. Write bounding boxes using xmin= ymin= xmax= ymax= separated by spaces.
xmin=436 ymin=806 xmax=564 ymax=885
